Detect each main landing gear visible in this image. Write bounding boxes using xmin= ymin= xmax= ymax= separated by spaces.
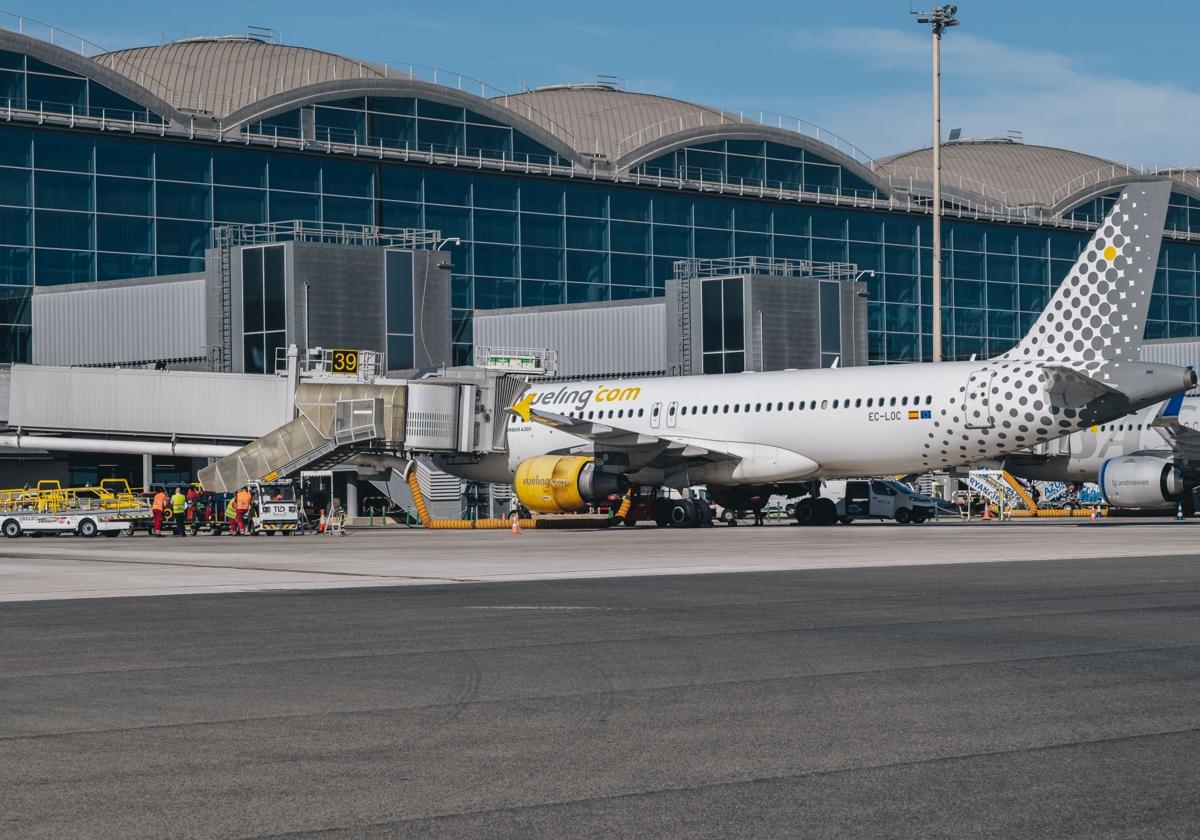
xmin=792 ymin=496 xmax=837 ymax=526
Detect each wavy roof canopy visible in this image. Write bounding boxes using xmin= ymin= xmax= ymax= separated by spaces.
xmin=7 ymin=29 xmax=1196 ymax=213
xmin=878 ymin=140 xmax=1118 ymax=208
xmin=499 ymin=85 xmax=730 ymax=161
xmin=95 ymin=36 xmax=396 ymax=117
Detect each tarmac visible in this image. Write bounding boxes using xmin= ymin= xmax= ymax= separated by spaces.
xmin=1 ymin=516 xmax=1199 ymax=601
xmin=3 ymin=552 xmax=1199 ymax=839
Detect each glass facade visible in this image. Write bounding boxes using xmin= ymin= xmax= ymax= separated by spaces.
xmin=242 ymin=245 xmax=287 ymax=373
xmin=245 ymin=96 xmax=568 ymax=167
xmin=0 ymin=49 xmax=163 ymax=122
xmin=385 ymin=249 xmax=415 ymax=370
xmin=700 ymin=277 xmax=745 ymax=374
xmin=2 ymin=52 xmax=1199 ymax=367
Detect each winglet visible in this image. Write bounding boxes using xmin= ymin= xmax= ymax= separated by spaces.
xmin=508 ymin=392 xmax=535 ymax=423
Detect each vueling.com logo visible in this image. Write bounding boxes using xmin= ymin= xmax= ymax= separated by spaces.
xmin=525 ymin=384 xmax=642 ymax=414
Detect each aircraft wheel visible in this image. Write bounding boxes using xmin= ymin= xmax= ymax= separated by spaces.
xmin=815 ymin=498 xmax=837 ymax=526
xmin=794 ymin=498 xmax=816 ymax=526
xmin=894 ymin=507 xmax=912 ymax=524
xmin=670 ymin=500 xmax=698 ymax=528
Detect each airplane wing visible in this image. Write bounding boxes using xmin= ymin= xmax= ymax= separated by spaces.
xmin=1150 ymin=394 xmax=1200 ymax=468
xmin=508 ymin=393 xmax=731 ymax=462
xmin=506 ymin=393 xmax=820 ymax=484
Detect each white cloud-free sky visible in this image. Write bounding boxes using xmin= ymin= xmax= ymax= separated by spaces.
xmin=14 ymin=0 xmax=1198 ymax=165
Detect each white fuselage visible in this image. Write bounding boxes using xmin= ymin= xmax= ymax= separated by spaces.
xmin=493 ymin=357 xmax=1173 ymax=488
xmin=1008 ymin=397 xmax=1200 ymax=483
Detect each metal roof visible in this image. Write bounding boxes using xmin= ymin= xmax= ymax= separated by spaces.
xmin=94 ymin=37 xmax=395 ymax=117
xmin=878 ymin=140 xmax=1117 ymax=209
xmin=498 ymin=84 xmax=729 ymax=161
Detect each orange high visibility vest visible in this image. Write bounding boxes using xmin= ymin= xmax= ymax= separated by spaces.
xmin=152 ymin=492 xmax=167 ymax=512
xmin=235 ymin=490 xmax=252 ymax=511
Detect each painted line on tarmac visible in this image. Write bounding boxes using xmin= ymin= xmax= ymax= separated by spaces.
xmin=15 ymin=554 xmax=479 ymax=584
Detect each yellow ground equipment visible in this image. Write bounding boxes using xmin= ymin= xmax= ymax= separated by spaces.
xmin=405 ymin=465 xmax=632 ymax=530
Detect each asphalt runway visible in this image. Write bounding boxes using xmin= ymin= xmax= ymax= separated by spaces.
xmin=4 ymin=556 xmax=1200 ymax=839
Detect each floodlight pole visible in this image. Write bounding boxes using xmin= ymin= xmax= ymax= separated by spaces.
xmin=914 ymin=4 xmax=958 ymax=362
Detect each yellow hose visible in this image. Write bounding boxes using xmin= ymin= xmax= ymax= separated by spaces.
xmin=406 ymin=470 xmax=536 ymax=529
xmin=405 ymin=469 xmax=633 ymax=530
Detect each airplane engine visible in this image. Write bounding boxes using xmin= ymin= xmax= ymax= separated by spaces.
xmin=513 ymin=455 xmax=628 ymax=514
xmin=1099 ymin=456 xmax=1185 ymax=508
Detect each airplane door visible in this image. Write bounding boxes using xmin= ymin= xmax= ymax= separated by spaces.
xmin=666 ymin=400 xmax=679 ymax=428
xmin=650 ymin=402 xmax=663 ymax=429
xmin=964 ymin=370 xmax=995 ymax=429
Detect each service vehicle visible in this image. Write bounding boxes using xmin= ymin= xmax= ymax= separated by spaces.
xmin=830 ymin=479 xmax=938 ymax=525
xmin=247 ymin=481 xmax=301 ymax=535
xmin=1 ymin=509 xmax=130 ymax=538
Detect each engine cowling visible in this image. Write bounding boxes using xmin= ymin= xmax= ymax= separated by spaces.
xmin=1099 ymin=456 xmax=1185 ymax=509
xmin=513 ymin=455 xmax=628 ymax=513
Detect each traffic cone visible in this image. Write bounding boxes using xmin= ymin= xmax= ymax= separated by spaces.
xmin=1176 ymin=502 xmax=1185 ymax=521
xmin=510 ymin=512 xmax=520 ymax=534
xmin=318 ymin=509 xmax=326 ymax=534
xmin=1089 ymin=507 xmax=1097 ymax=521
xmin=982 ymin=504 xmax=991 ymax=521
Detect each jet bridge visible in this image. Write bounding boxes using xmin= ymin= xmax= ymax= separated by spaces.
xmin=196 ymin=353 xmax=527 ymax=492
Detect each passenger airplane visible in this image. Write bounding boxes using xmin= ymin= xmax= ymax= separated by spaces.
xmin=436 ymin=181 xmax=1195 ymax=525
xmin=1006 ymin=393 xmax=1200 ymax=513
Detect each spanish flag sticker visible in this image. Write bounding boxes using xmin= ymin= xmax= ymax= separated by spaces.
xmin=907 ymin=410 xmax=920 ymax=420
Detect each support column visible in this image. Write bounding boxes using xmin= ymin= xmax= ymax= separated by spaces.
xmin=345 ymin=474 xmax=359 ymax=519
xmin=141 ymin=454 xmax=153 ymax=490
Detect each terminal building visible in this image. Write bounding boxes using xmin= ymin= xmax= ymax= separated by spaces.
xmin=1 ymin=17 xmax=1200 ymax=494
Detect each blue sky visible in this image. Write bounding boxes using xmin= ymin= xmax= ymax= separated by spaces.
xmin=14 ymin=1 xmax=1198 ymax=164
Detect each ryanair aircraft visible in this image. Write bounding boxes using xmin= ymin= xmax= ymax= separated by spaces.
xmin=1006 ymin=393 xmax=1200 ymax=513
xmin=439 ymin=182 xmax=1195 ymax=525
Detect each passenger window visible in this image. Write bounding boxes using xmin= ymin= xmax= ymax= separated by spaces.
xmin=787 ymin=401 xmax=794 ymax=410
xmin=867 ymin=398 xmax=873 ymax=407
xmin=889 ymin=397 xmax=896 ymax=406
xmin=744 ymin=403 xmax=751 ymax=412
xmin=733 ymin=404 xmax=740 ymax=413
xmin=638 ymin=408 xmax=644 ymax=417
xmin=855 ymin=398 xmax=862 ymax=407
xmin=652 ymin=406 xmax=660 ymax=416
xmin=925 ymin=395 xmax=932 ymax=405
xmin=821 ymin=399 xmax=828 ymax=409
xmin=668 ymin=405 xmax=676 ymax=416
xmin=765 ymin=403 xmax=772 ymax=412
xmin=833 ymin=399 xmax=839 ymax=409
xmin=617 ymin=409 xmax=624 ymax=418
xmin=755 ymin=402 xmax=762 ymax=412
xmin=723 ymin=405 xmax=729 ymax=413
xmin=901 ymin=396 xmax=909 ymax=406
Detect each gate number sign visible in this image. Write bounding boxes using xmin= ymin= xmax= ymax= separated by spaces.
xmin=331 ymin=350 xmax=359 ymax=374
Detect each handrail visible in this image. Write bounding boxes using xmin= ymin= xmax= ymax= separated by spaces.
xmin=218 ymin=60 xmax=581 ymax=149
xmin=881 ymin=164 xmax=1041 ymax=209
xmin=0 ymin=11 xmax=180 ymax=109
xmin=1048 ymin=163 xmax=1200 ymax=210
xmin=614 ymin=108 xmax=877 ymax=169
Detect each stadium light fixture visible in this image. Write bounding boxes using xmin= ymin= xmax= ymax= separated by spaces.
xmin=912 ymin=4 xmax=959 ymax=363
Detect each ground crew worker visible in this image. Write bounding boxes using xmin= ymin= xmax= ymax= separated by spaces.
xmin=186 ymin=486 xmax=200 ymax=526
xmin=151 ymin=489 xmax=168 ymax=536
xmin=224 ymin=495 xmax=238 ymax=535
xmin=234 ymin=486 xmax=253 ymax=536
xmin=171 ymin=487 xmax=187 ymax=537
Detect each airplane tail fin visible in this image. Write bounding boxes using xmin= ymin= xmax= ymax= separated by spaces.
xmin=1001 ymin=180 xmax=1171 ymax=364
